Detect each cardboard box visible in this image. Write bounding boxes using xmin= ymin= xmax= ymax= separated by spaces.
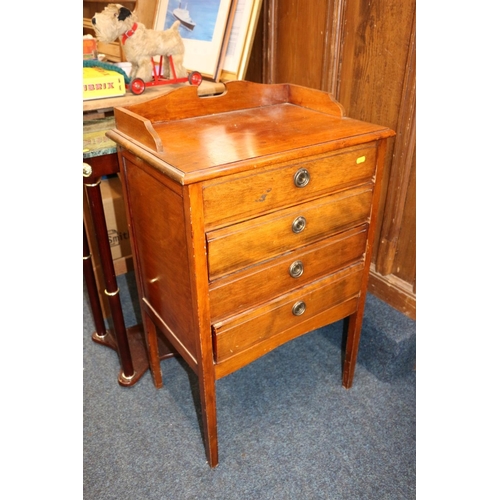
xmin=99 ymin=176 xmax=132 ymax=261
xmin=83 ymin=67 xmax=126 ymax=100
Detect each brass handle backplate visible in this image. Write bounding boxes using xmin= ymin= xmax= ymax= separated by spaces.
xmin=294 ymin=168 xmax=310 ymax=188
xmin=292 ymin=216 xmax=307 ymax=234
xmin=289 ymin=260 xmax=304 ymax=278
xmin=292 ymin=301 xmax=306 ymax=316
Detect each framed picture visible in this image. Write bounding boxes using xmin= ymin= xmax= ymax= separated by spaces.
xmin=155 ymin=0 xmax=235 ymax=80
xmin=219 ymin=0 xmax=263 ymax=81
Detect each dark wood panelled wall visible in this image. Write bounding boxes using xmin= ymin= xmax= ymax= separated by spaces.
xmin=246 ymin=0 xmax=416 ymax=319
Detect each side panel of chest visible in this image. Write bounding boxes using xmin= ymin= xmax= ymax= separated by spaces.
xmin=121 ymin=153 xmax=199 ymax=365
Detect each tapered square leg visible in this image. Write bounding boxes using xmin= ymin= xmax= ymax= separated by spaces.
xmin=143 ymin=311 xmax=164 ymax=389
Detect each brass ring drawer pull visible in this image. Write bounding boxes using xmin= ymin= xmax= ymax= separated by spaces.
xmin=292 ymin=301 xmax=306 ymax=316
xmin=289 ymin=260 xmax=304 ymax=278
xmin=294 ymin=168 xmax=310 ymax=188
xmin=292 ymin=216 xmax=306 ymax=233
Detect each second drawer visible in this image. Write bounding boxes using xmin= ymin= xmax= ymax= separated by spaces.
xmin=206 ymin=184 xmax=373 ymax=279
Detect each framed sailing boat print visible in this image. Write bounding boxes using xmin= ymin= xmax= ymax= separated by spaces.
xmin=155 ymin=0 xmax=235 ymax=80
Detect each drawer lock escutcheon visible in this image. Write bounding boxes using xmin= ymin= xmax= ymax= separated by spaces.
xmin=289 ymin=260 xmax=304 ymax=278
xmin=292 ymin=301 xmax=306 ymax=316
xmin=294 ymin=168 xmax=310 ymax=188
xmin=292 ymin=216 xmax=307 ymax=234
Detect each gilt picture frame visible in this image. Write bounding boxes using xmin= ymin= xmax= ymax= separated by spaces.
xmin=219 ymin=0 xmax=263 ymax=81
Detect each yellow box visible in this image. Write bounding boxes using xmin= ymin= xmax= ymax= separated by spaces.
xmin=83 ymin=67 xmax=126 ymax=100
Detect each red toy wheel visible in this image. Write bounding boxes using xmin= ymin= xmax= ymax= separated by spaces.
xmin=188 ymin=71 xmax=203 ymax=86
xmin=130 ymin=78 xmax=146 ymax=95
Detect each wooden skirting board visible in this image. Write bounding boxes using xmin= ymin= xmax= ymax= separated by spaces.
xmin=368 ymin=264 xmax=416 ymax=320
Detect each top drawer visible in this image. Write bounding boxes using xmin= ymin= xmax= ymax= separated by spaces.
xmin=202 ymin=143 xmax=377 ymax=229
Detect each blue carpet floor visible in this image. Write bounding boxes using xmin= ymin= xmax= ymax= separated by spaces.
xmin=83 ymin=273 xmax=416 ymax=499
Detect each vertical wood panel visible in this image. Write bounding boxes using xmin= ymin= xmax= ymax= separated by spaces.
xmin=322 ymin=0 xmax=347 ymax=95
xmin=338 ymin=0 xmax=413 ymax=127
xmin=374 ymin=10 xmax=416 ymax=276
xmin=274 ymin=0 xmax=329 ymax=88
xmin=337 ymin=0 xmax=416 ymax=317
xmin=263 ymin=0 xmax=278 ymax=83
xmin=392 ymin=154 xmax=416 ymax=287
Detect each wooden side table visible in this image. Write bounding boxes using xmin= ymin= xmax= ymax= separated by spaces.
xmin=83 ymin=117 xmax=175 ymax=386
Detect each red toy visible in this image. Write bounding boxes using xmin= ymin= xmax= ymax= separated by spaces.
xmin=128 ymin=55 xmax=202 ymax=95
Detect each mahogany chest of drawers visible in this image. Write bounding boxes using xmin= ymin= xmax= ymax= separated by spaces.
xmin=107 ymin=81 xmax=395 ymax=467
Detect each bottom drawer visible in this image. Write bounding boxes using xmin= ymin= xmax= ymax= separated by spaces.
xmin=213 ymin=262 xmax=364 ymax=364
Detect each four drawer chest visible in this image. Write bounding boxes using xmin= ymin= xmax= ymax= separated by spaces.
xmin=107 ymin=81 xmax=395 ymax=467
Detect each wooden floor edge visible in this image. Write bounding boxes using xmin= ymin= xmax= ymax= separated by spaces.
xmin=368 ymin=265 xmax=416 ymax=320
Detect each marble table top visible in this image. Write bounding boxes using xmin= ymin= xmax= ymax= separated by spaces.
xmin=83 ymin=116 xmax=117 ymax=159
